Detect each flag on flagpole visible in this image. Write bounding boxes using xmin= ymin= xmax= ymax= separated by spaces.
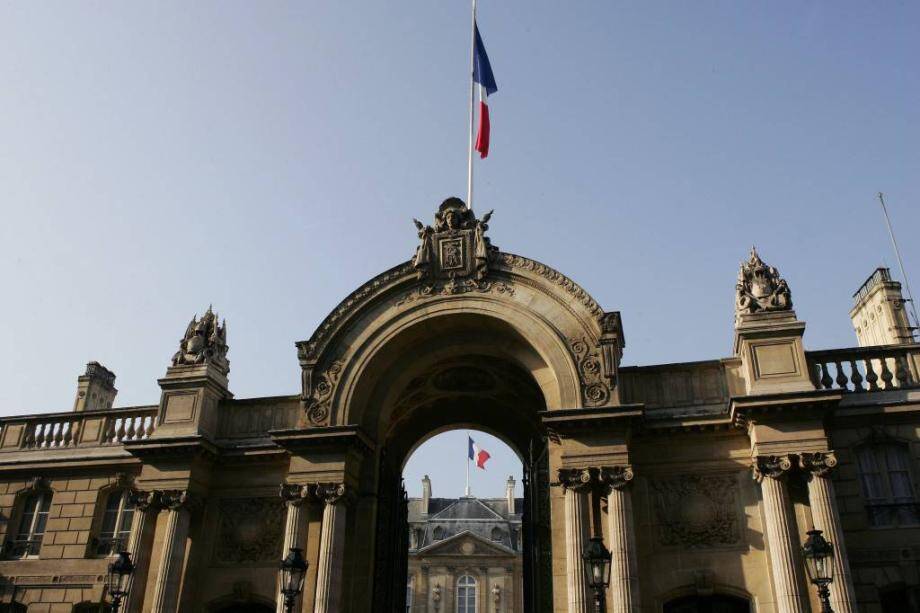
xmin=473 ymin=23 xmax=497 ymax=158
xmin=468 ymin=436 xmax=491 ymax=469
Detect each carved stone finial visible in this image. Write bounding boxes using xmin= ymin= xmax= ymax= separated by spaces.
xmin=800 ymin=451 xmax=838 ymax=477
xmin=752 ymin=455 xmax=794 ymax=482
xmin=171 ymin=306 xmax=229 ymax=373
xmin=735 ymin=247 xmax=793 ymax=321
xmin=411 ymin=198 xmax=498 ymax=288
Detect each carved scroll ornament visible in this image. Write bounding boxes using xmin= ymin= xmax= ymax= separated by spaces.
xmin=752 ymin=454 xmax=794 ymax=482
xmin=800 ymin=451 xmax=838 ymax=477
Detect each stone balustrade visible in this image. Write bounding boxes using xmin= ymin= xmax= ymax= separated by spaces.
xmin=0 ymin=406 xmax=158 ymax=451
xmin=807 ymin=345 xmax=920 ymax=392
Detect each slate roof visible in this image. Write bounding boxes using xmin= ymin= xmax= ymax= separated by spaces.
xmin=407 ymin=495 xmax=523 ymax=553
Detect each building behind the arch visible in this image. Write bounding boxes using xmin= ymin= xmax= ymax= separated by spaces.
xmin=0 ymin=200 xmax=918 ymax=613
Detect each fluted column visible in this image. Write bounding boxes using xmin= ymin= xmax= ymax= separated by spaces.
xmin=123 ymin=490 xmax=162 ymax=613
xmin=559 ymin=468 xmax=591 ymax=613
xmin=754 ymin=456 xmax=807 ymax=613
xmin=601 ymin=466 xmax=640 ymax=613
xmin=149 ymin=490 xmax=196 ymax=613
xmin=277 ymin=483 xmax=312 ymax=613
xmin=313 ymin=483 xmax=347 ymax=613
xmin=801 ymin=452 xmax=857 ymax=613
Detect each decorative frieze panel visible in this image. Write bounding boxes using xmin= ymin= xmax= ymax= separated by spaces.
xmin=570 ymin=338 xmax=611 ymax=407
xmin=212 ymin=497 xmax=286 ymax=565
xmin=650 ymin=473 xmax=742 ymax=549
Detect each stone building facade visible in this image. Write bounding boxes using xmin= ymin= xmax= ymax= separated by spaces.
xmin=0 ymin=197 xmax=918 ymax=612
xmin=406 ymin=476 xmax=524 ymax=612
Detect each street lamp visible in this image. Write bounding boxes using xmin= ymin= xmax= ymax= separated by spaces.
xmin=582 ymin=536 xmax=612 ymax=613
xmin=279 ymin=547 xmax=308 ymax=613
xmin=802 ymin=529 xmax=835 ymax=613
xmin=105 ymin=551 xmax=135 ymax=613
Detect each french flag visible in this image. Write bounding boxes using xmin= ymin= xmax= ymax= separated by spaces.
xmin=468 ymin=436 xmax=491 ymax=469
xmin=473 ymin=22 xmax=498 ymax=158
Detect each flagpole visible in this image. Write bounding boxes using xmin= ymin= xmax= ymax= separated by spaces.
xmin=467 ymin=0 xmax=477 ymax=211
xmin=466 ymin=432 xmax=471 ymax=496
xmin=878 ymin=192 xmax=920 ymax=338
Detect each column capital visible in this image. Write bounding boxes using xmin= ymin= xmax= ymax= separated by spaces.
xmin=557 ymin=467 xmax=594 ymax=492
xmin=752 ymin=454 xmax=794 ymax=482
xmin=157 ymin=489 xmax=201 ymax=513
xmin=279 ymin=483 xmax=312 ymax=507
xmin=599 ymin=465 xmax=635 ymax=491
xmin=800 ymin=451 xmax=837 ymax=477
xmin=314 ymin=482 xmax=347 ymax=505
xmin=129 ymin=489 xmax=164 ymax=513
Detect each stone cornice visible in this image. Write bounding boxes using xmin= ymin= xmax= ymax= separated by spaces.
xmin=731 ymin=389 xmax=843 ymax=429
xmin=269 ymin=424 xmax=374 ymax=457
xmin=540 ymin=405 xmax=643 ymax=435
xmin=122 ymin=434 xmax=220 ymax=462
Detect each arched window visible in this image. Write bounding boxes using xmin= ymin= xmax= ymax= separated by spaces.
xmin=7 ymin=488 xmax=52 ymax=558
xmin=856 ymin=442 xmax=920 ymax=527
xmin=490 ymin=527 xmax=503 ymax=542
xmin=95 ymin=489 xmax=136 ymax=556
xmin=433 ymin=526 xmax=445 ymax=541
xmin=457 ymin=575 xmax=477 ymax=613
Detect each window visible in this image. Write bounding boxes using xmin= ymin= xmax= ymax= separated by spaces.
xmin=457 ymin=575 xmax=476 ymax=613
xmin=433 ymin=526 xmax=445 ymax=541
xmin=406 ymin=575 xmax=414 ymax=613
xmin=95 ymin=490 xmax=135 ymax=556
xmin=856 ymin=443 xmax=920 ymax=527
xmin=8 ymin=490 xmax=52 ymax=558
xmin=490 ymin=527 xmax=503 ymax=542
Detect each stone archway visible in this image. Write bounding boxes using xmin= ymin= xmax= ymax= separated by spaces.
xmin=285 ymin=199 xmax=623 ymax=613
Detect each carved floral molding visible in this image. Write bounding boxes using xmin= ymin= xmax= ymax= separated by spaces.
xmin=650 ymin=473 xmax=742 ymax=549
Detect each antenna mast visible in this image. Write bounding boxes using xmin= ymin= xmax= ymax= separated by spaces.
xmin=877 ymin=192 xmax=920 ymax=340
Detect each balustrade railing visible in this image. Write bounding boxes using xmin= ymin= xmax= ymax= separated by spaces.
xmin=0 ymin=406 xmax=158 ymax=451
xmin=807 ymin=345 xmax=920 ymax=393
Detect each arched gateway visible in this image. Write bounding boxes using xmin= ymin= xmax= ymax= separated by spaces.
xmin=284 ymin=198 xmax=624 ymax=612
xmin=7 ymin=195 xmax=913 ymax=613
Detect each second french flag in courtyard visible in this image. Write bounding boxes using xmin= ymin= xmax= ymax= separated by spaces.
xmin=473 ymin=22 xmax=498 ymax=158
xmin=468 ymin=436 xmax=491 ymax=469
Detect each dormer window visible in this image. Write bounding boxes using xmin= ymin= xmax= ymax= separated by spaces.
xmin=490 ymin=527 xmax=503 ymax=542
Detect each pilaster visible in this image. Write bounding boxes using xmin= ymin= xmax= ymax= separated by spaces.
xmin=600 ymin=466 xmax=640 ymax=613
xmin=559 ymin=469 xmax=591 ymax=613
xmin=277 ymin=483 xmax=314 ymax=613
xmin=753 ymin=456 xmax=808 ymax=613
xmin=313 ymin=483 xmax=348 ymax=613
xmin=801 ymin=452 xmax=857 ymax=613
xmin=123 ymin=490 xmax=163 ymax=613
xmin=149 ymin=490 xmax=199 ymax=613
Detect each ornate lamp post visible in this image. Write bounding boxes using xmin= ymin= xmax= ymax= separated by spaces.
xmin=105 ymin=551 xmax=135 ymax=613
xmin=582 ymin=536 xmax=612 ymax=613
xmin=802 ymin=529 xmax=835 ymax=613
xmin=279 ymin=547 xmax=308 ymax=613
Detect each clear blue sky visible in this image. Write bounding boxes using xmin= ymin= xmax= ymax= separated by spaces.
xmin=1 ymin=2 xmax=917 ymax=497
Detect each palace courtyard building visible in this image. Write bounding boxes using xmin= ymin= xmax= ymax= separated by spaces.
xmin=0 ymin=197 xmax=918 ymax=613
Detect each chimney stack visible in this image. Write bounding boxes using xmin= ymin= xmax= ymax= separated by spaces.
xmin=73 ymin=362 xmax=117 ymax=412
xmin=506 ymin=475 xmax=516 ymax=513
xmin=421 ymin=475 xmax=432 ymax=515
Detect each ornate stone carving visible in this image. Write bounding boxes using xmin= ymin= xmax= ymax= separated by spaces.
xmin=599 ymin=465 xmax=635 ymax=491
xmin=279 ymin=483 xmax=312 ymax=506
xmin=650 ymin=474 xmax=741 ymax=548
xmin=570 ymin=338 xmax=611 ymax=406
xmin=752 ymin=455 xmax=794 ymax=482
xmin=212 ymin=497 xmax=286 ymax=565
xmin=305 ymin=360 xmax=343 ymax=425
xmin=171 ymin=306 xmax=229 ymax=373
xmin=395 ymin=278 xmax=514 ymax=306
xmin=496 ymin=253 xmax=604 ymax=319
xmin=491 ymin=584 xmax=501 ymax=603
xmin=128 ymin=489 xmax=163 ymax=512
xmin=800 ymin=451 xmax=838 ymax=477
xmin=557 ymin=468 xmax=594 ymax=491
xmin=158 ymin=489 xmax=200 ymax=512
xmin=412 ymin=198 xmax=496 ymax=284
xmin=314 ymin=482 xmax=347 ymax=504
xmin=735 ymin=247 xmax=793 ymax=320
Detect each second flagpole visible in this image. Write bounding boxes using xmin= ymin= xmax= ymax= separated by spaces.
xmin=467 ymin=0 xmax=477 ymax=211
